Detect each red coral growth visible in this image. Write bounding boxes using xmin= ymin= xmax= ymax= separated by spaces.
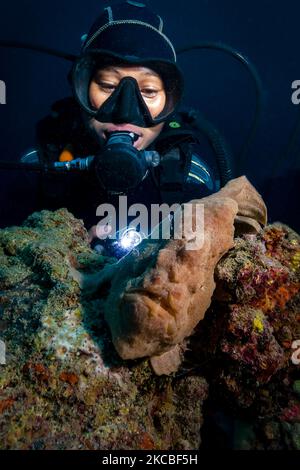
xmin=236 ymin=249 xmax=299 ymax=313
xmin=220 ymin=305 xmax=285 ymax=383
xmin=59 ymin=371 xmax=79 ymax=386
xmin=0 ymin=398 xmax=15 ymax=414
xmin=271 ymin=283 xmax=300 ymax=310
xmin=252 ymin=282 xmax=300 ymax=313
xmin=262 ymin=225 xmax=300 ymax=269
xmin=138 ymin=432 xmax=155 ymax=450
xmin=280 ymin=403 xmax=300 ymax=422
xmin=23 ymin=362 xmax=50 ymax=382
xmin=263 ymin=226 xmax=287 ymax=255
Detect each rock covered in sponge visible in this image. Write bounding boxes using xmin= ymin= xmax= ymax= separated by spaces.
xmin=0 ymin=208 xmax=207 ymax=450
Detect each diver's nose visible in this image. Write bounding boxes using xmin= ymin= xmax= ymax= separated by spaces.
xmin=112 ymin=79 xmax=141 ymax=124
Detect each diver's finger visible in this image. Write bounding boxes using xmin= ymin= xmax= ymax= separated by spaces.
xmin=96 ymin=224 xmax=112 ymax=239
xmin=88 ymin=225 xmax=97 ymax=243
xmin=88 ymin=224 xmax=112 ymax=243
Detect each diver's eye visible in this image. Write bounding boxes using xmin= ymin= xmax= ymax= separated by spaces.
xmin=141 ymin=88 xmax=159 ymax=99
xmin=96 ymin=81 xmax=117 ymax=93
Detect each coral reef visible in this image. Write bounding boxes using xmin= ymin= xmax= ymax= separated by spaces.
xmin=187 ymin=222 xmax=300 ymax=449
xmin=0 ymin=209 xmax=207 ymax=450
xmin=0 ymin=176 xmax=299 ymax=450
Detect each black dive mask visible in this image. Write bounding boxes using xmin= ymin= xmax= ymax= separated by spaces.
xmin=95 ymin=76 xmax=166 ymax=128
xmin=71 ymin=52 xmax=184 ymax=128
xmin=92 ymin=130 xmax=160 ymax=194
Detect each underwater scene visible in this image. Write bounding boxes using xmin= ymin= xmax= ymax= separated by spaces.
xmin=0 ymin=0 xmax=299 ymax=456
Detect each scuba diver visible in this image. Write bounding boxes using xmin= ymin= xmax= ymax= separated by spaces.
xmin=2 ymin=1 xmax=265 ymax=255
xmin=26 ymin=0 xmax=233 ymax=253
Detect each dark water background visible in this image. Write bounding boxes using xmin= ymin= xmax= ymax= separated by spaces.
xmin=0 ymin=0 xmax=299 ymax=231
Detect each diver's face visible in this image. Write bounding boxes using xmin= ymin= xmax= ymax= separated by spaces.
xmin=88 ymin=65 xmax=166 ymax=150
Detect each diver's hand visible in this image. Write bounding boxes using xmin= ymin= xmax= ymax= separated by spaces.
xmin=88 ymin=224 xmax=112 ymax=245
